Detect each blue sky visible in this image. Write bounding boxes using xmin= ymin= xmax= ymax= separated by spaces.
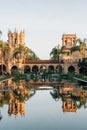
xmin=0 ymin=0 xmax=87 ymax=59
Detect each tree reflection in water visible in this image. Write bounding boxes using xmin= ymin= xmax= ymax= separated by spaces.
xmin=0 ymin=79 xmax=36 ymax=117
xmin=0 ymin=110 xmax=2 ymax=121
xmin=50 ymin=82 xmax=87 ymax=112
xmin=0 ymin=79 xmax=87 ymax=118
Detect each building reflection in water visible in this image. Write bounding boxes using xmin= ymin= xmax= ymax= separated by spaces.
xmin=8 ymin=97 xmax=26 ymax=116
xmin=0 ymin=79 xmax=36 ymax=117
xmin=0 ymin=79 xmax=87 ymax=117
xmin=50 ymin=81 xmax=87 ymax=112
xmin=62 ymin=99 xmax=77 ymax=112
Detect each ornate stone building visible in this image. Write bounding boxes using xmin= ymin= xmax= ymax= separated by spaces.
xmin=61 ymin=34 xmax=82 ymax=59
xmin=0 ymin=30 xmax=25 ymax=74
xmin=62 ymin=99 xmax=77 ymax=112
xmin=7 ymin=30 xmax=25 ymax=74
xmin=0 ymin=31 xmax=86 ymax=74
xmin=59 ymin=34 xmax=87 ymax=73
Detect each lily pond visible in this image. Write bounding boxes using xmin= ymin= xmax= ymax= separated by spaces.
xmin=0 ymin=78 xmax=87 ymax=130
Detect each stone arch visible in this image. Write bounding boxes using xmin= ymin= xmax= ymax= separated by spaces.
xmin=56 ymin=65 xmax=62 ymax=73
xmin=48 ymin=65 xmax=54 ymax=73
xmin=79 ymin=67 xmax=87 ymax=75
xmin=24 ymin=65 xmax=31 ymax=73
xmin=40 ymin=65 xmax=46 ymax=72
xmin=32 ymin=65 xmax=39 ymax=73
xmin=68 ymin=66 xmax=75 ymax=73
xmin=11 ymin=66 xmax=18 ymax=74
xmin=0 ymin=64 xmax=6 ymax=75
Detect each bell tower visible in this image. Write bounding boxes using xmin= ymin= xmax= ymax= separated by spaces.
xmin=62 ymin=34 xmax=76 ymax=48
xmin=8 ymin=29 xmax=25 ymax=47
xmin=7 ymin=29 xmax=26 ymax=69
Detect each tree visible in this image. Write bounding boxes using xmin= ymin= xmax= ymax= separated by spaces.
xmin=50 ymin=47 xmax=59 ymax=60
xmin=24 ymin=46 xmax=30 ymax=59
xmin=50 ymin=45 xmax=66 ymax=61
xmin=70 ymin=46 xmax=80 ymax=54
xmin=26 ymin=48 xmax=39 ymax=60
xmin=78 ymin=58 xmax=87 ymax=75
xmin=76 ymin=38 xmax=87 ymax=56
xmin=13 ymin=44 xmax=25 ymax=59
xmin=13 ymin=45 xmax=39 ymax=60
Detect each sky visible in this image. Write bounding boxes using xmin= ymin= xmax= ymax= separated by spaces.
xmin=0 ymin=0 xmax=87 ymax=59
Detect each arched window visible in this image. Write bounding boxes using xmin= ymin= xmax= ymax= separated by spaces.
xmin=11 ymin=66 xmax=18 ymax=74
xmin=48 ymin=65 xmax=54 ymax=73
xmin=24 ymin=66 xmax=31 ymax=73
xmin=56 ymin=65 xmax=62 ymax=73
xmin=32 ymin=65 xmax=39 ymax=73
xmin=68 ymin=66 xmax=75 ymax=73
xmin=40 ymin=65 xmax=46 ymax=72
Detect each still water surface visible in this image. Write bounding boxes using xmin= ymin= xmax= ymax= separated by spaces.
xmin=0 ymin=79 xmax=87 ymax=130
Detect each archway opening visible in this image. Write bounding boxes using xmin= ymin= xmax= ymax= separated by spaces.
xmin=0 ymin=64 xmax=6 ymax=75
xmin=48 ymin=65 xmax=54 ymax=73
xmin=68 ymin=66 xmax=75 ymax=73
xmin=32 ymin=65 xmax=39 ymax=73
xmin=11 ymin=66 xmax=18 ymax=75
xmin=24 ymin=66 xmax=30 ymax=73
xmin=56 ymin=65 xmax=62 ymax=73
xmin=40 ymin=65 xmax=46 ymax=72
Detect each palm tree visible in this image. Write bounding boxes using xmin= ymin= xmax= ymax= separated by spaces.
xmin=76 ymin=38 xmax=87 ymax=57
xmin=13 ymin=45 xmax=25 ymax=59
xmin=50 ymin=47 xmax=59 ymax=60
xmin=26 ymin=48 xmax=39 ymax=60
xmin=13 ymin=45 xmax=30 ymax=73
xmin=50 ymin=45 xmax=66 ymax=61
xmin=13 ymin=45 xmax=39 ymax=73
xmin=70 ymin=46 xmax=80 ymax=54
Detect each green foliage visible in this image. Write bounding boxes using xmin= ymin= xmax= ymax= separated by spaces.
xmin=13 ymin=45 xmax=39 ymax=60
xmin=76 ymin=38 xmax=87 ymax=55
xmin=26 ymin=49 xmax=39 ymax=60
xmin=0 ymin=40 xmax=10 ymax=54
xmin=61 ymin=72 xmax=75 ymax=80
xmin=70 ymin=46 xmax=80 ymax=53
xmin=50 ymin=47 xmax=59 ymax=60
xmin=78 ymin=58 xmax=87 ymax=75
xmin=0 ymin=99 xmax=4 ymax=107
xmin=78 ymin=58 xmax=87 ymax=67
xmin=4 ymin=93 xmax=11 ymax=101
xmin=50 ymin=45 xmax=68 ymax=60
xmin=13 ymin=44 xmax=26 ymax=58
xmin=0 ymin=75 xmax=11 ymax=82
xmin=13 ymin=72 xmax=26 ymax=80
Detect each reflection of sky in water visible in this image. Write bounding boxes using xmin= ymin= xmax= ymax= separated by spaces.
xmin=0 ymin=88 xmax=87 ymax=130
